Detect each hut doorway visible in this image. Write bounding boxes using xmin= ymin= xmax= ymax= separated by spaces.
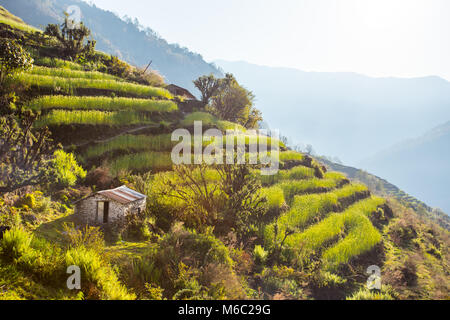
xmin=97 ymin=201 xmax=110 ymax=224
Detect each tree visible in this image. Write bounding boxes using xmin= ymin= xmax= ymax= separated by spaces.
xmin=193 ymin=74 xmax=222 ymax=105
xmin=44 ymin=12 xmax=96 ymax=59
xmin=0 ymin=111 xmax=58 ymax=194
xmin=209 ymin=74 xmax=262 ymax=129
xmin=215 ymin=163 xmax=267 ymax=243
xmin=159 ymin=162 xmax=267 ymax=243
xmin=159 ymin=164 xmax=225 ymax=230
xmin=0 ymin=39 xmax=33 ymax=85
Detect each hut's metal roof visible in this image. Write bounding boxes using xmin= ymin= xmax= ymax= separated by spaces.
xmin=97 ymin=186 xmax=146 ymax=205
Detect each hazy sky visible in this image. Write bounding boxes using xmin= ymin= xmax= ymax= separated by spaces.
xmin=85 ymin=0 xmax=450 ymax=80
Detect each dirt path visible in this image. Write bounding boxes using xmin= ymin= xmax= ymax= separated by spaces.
xmin=71 ymin=124 xmax=158 ymax=148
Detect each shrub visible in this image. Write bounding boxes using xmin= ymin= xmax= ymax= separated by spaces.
xmin=0 ymin=228 xmax=32 ymax=261
xmin=253 ymin=245 xmax=268 ymax=265
xmin=16 ymin=194 xmax=37 ymax=209
xmin=84 ymin=167 xmax=114 ymax=190
xmin=0 ymin=39 xmax=33 ymax=84
xmin=52 ymin=150 xmax=86 ymax=188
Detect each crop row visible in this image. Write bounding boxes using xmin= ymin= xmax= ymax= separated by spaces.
xmin=16 ymin=74 xmax=173 ymax=99
xmin=34 ymin=110 xmax=155 ymax=127
xmin=27 ymin=95 xmax=178 ymax=113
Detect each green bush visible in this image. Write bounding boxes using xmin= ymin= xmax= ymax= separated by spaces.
xmin=0 ymin=228 xmax=32 ymax=261
xmin=253 ymin=245 xmax=268 ymax=265
xmin=52 ymin=150 xmax=86 ymax=188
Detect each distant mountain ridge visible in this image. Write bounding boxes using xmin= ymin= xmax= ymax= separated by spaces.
xmin=0 ymin=0 xmax=222 ymax=94
xmin=215 ymin=60 xmax=450 ymax=165
xmin=319 ymin=157 xmax=450 ymax=230
xmin=360 ymin=121 xmax=450 ymax=214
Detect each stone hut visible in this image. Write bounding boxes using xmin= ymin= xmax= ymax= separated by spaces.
xmin=74 ymin=186 xmax=146 ymax=228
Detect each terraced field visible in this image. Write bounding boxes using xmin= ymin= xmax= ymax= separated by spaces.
xmin=260 ymin=155 xmax=387 ymax=271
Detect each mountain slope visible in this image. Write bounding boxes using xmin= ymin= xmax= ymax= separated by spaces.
xmin=0 ymin=0 xmax=222 ymax=94
xmin=216 ymin=60 xmax=450 ymax=165
xmin=0 ymin=8 xmax=448 ymax=301
xmin=360 ymin=121 xmax=450 ymax=214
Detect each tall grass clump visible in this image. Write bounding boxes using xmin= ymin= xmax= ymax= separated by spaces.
xmin=27 ymin=95 xmax=178 ymax=113
xmin=84 ymin=134 xmax=174 ymax=160
xmin=65 ymin=247 xmax=135 ymax=300
xmin=16 ymin=74 xmax=173 ymax=99
xmin=29 ymin=66 xmax=119 ymax=81
xmin=34 ymin=110 xmax=155 ymax=127
xmin=261 ymin=186 xmax=286 ymax=213
xmin=0 ymin=228 xmax=32 ymax=261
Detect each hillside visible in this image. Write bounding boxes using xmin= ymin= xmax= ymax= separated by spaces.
xmin=0 ymin=8 xmax=449 ymax=301
xmin=359 ymin=121 xmax=450 ymax=214
xmin=215 ymin=60 xmax=450 ymax=165
xmin=0 ymin=0 xmax=223 ymax=94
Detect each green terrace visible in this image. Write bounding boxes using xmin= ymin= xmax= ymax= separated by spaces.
xmin=29 ymin=66 xmax=121 ymax=81
xmin=34 ymin=110 xmax=156 ymax=128
xmin=15 ymin=73 xmax=173 ymax=99
xmin=27 ymin=96 xmax=178 ymax=113
xmin=284 ymin=196 xmax=385 ymax=270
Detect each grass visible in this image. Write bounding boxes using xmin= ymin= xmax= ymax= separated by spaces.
xmin=279 ymin=178 xmax=342 ymax=204
xmin=35 ymin=110 xmax=155 ymax=127
xmin=83 ymin=134 xmax=174 ymax=160
xmin=27 ymin=95 xmax=178 ymax=113
xmin=208 ymin=133 xmax=285 ymax=150
xmin=261 ymin=186 xmax=286 ymax=212
xmin=16 ymin=74 xmax=173 ymax=99
xmin=264 ymin=183 xmax=370 ymax=247
xmin=181 ymin=112 xmax=246 ymax=131
xmin=109 ymin=152 xmax=173 ymax=174
xmin=29 ymin=66 xmax=119 ymax=81
xmin=280 ymin=151 xmax=304 ymax=162
xmin=284 ymin=196 xmax=385 ymax=269
xmin=33 ymin=57 xmax=84 ymax=71
xmin=259 ymin=166 xmax=316 ymax=186
xmin=0 ymin=6 xmax=41 ymax=33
